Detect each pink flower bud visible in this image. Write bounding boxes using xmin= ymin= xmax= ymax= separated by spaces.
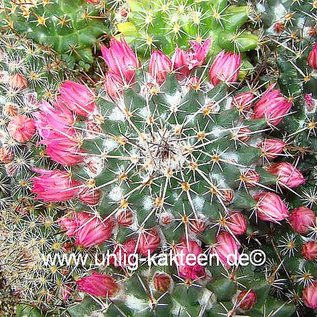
xmin=227 ymin=212 xmax=247 ymax=236
xmin=303 ymin=281 xmax=317 ymax=309
xmin=253 ymin=86 xmax=292 ymax=126
xmin=209 ymin=51 xmax=241 ymax=86
xmin=187 ymin=38 xmax=211 ymax=69
xmin=189 ymin=218 xmax=207 ymax=234
xmin=301 ymin=241 xmax=317 ymax=261
xmin=232 ymin=91 xmax=254 ymax=111
xmin=254 ymin=192 xmax=289 ymax=223
xmin=258 ymin=138 xmax=286 ymax=160
xmin=104 ymin=72 xmax=124 ymax=99
xmin=112 ymin=239 xmax=137 ymax=268
xmin=214 ymin=231 xmax=240 ymax=268
xmin=138 ymin=228 xmax=161 ymax=256
xmin=59 ymin=212 xmax=114 ymax=248
xmin=116 ymin=208 xmax=134 ymax=227
xmin=101 ymin=37 xmax=138 ymax=85
xmin=35 ymin=100 xmax=75 ymax=139
xmin=240 ymin=170 xmax=261 ymax=188
xmin=60 ymin=284 xmax=72 ymax=301
xmin=172 ymin=38 xmax=211 ymax=80
xmin=76 ymin=272 xmax=119 ymax=298
xmin=159 ymin=212 xmax=175 ymax=226
xmin=153 ymin=272 xmax=173 ymax=292
xmin=0 ymin=147 xmax=14 ymax=164
xmin=175 ymin=240 xmax=205 ymax=280
xmin=32 ymin=168 xmax=81 ymax=202
xmin=267 ymin=162 xmax=305 ymax=189
xmin=9 ymin=73 xmax=28 ymax=90
xmin=78 ymin=187 xmax=101 ymax=205
xmin=149 ymin=50 xmax=172 ymax=85
xmin=304 ymin=93 xmax=315 ymax=111
xmin=308 ymin=43 xmax=317 ymax=70
xmin=59 ymin=81 xmax=96 ymax=117
xmin=7 ymin=115 xmax=36 ymax=143
xmin=236 ymin=127 xmax=252 ymax=142
xmin=237 ymin=290 xmax=257 ymax=310
xmin=289 ymin=207 xmax=315 ymax=234
xmin=172 ymin=48 xmax=191 ymax=80
xmin=221 ymin=189 xmax=234 ymax=205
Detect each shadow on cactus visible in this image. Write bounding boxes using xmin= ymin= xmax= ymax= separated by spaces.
xmin=0 ymin=0 xmax=109 ymax=68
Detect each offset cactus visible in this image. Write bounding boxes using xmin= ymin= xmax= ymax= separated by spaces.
xmin=117 ymin=0 xmax=259 ymax=62
xmin=0 ymin=0 xmax=109 ymax=67
xmin=251 ymin=0 xmax=317 ymax=205
xmin=15 ymin=39 xmax=315 ymax=316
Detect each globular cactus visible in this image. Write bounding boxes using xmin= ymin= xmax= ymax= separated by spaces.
xmin=20 ymin=38 xmax=316 ymax=316
xmin=117 ymin=0 xmax=259 ymax=64
xmin=250 ymin=0 xmax=317 ymax=205
xmin=0 ymin=0 xmax=109 ymax=68
xmin=0 ymin=32 xmax=68 ymax=210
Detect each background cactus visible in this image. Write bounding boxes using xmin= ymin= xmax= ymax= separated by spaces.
xmin=117 ymin=0 xmax=259 ymax=65
xmin=0 ymin=0 xmax=109 ymax=68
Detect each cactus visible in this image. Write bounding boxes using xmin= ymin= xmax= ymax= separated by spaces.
xmin=9 ymin=39 xmax=313 ymax=316
xmin=0 ymin=0 xmax=109 ymax=68
xmin=117 ymin=0 xmax=259 ymax=62
xmin=250 ymin=0 xmax=317 ymax=204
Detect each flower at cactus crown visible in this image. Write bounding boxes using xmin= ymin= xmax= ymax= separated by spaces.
xmin=35 ymin=100 xmax=83 ymax=166
xmin=7 ymin=114 xmax=36 ymax=143
xmin=59 ymin=212 xmax=114 ymax=248
xmin=267 ymin=162 xmax=305 ymax=189
xmin=172 ymin=38 xmax=211 ymax=80
xmin=59 ymin=81 xmax=96 ymax=117
xmin=252 ymin=85 xmax=292 ymax=126
xmin=303 ymin=281 xmax=317 ymax=309
xmin=237 ymin=290 xmax=257 ymax=311
xmin=254 ymin=192 xmax=289 ymax=223
xmin=258 ymin=138 xmax=286 ymax=160
xmin=214 ymin=231 xmax=240 ymax=268
xmin=308 ymin=43 xmax=317 ymax=70
xmin=289 ymin=207 xmax=315 ymax=234
xmin=104 ymin=72 xmax=125 ymax=100
xmin=226 ymin=212 xmax=248 ymax=236
xmin=149 ymin=50 xmax=172 ymax=85
xmin=101 ymin=37 xmax=138 ymax=85
xmin=187 ymin=38 xmax=212 ymax=69
xmin=208 ymin=51 xmax=241 ymax=86
xmin=172 ymin=48 xmax=191 ymax=80
xmin=32 ymin=168 xmax=81 ymax=202
xmin=76 ymin=272 xmax=119 ymax=298
xmin=301 ymin=241 xmax=317 ymax=261
xmin=175 ymin=240 xmax=206 ymax=280
xmin=232 ymin=91 xmax=254 ymax=111
xmin=138 ymin=228 xmax=161 ymax=256
xmin=35 ymin=100 xmax=75 ymax=139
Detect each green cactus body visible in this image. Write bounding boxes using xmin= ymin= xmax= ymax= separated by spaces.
xmin=117 ymin=0 xmax=258 ymax=59
xmin=0 ymin=0 xmax=109 ymax=67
